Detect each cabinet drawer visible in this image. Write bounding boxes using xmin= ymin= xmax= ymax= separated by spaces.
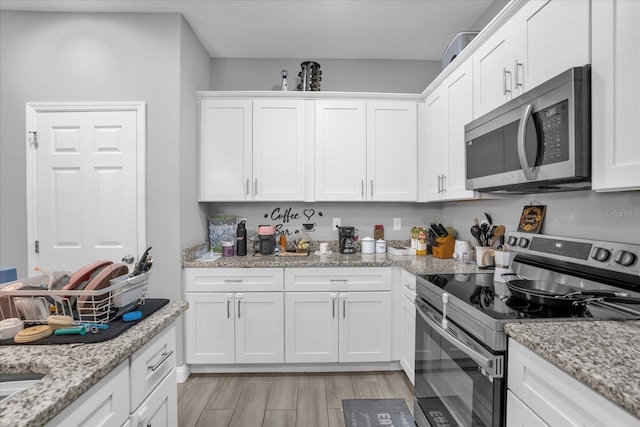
xmin=400 ymin=268 xmax=416 ymax=300
xmin=130 ymin=324 xmax=176 ymax=412
xmin=285 ymin=267 xmax=391 ymax=291
xmin=184 ymin=268 xmax=284 ymax=292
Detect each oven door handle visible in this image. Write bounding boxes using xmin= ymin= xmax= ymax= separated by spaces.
xmin=417 ymin=303 xmax=495 ymax=372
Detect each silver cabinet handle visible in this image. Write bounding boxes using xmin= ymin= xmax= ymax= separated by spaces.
xmin=254 ymin=178 xmax=258 ymax=196
xmin=245 ymin=179 xmax=250 ymax=196
xmin=437 ymin=175 xmax=440 ymax=193
xmin=370 ymin=179 xmax=373 ymax=198
xmin=147 ymin=350 xmax=174 ymax=371
xmin=224 ymin=279 xmax=243 ymax=283
xmin=361 ymin=180 xmax=364 ymax=198
xmin=503 ymin=68 xmax=511 ymax=94
xmin=517 ymin=103 xmax=537 ymax=180
xmin=514 ymin=60 xmax=523 ymax=88
xmin=227 ymin=300 xmax=230 ymax=318
xmin=238 ymin=300 xmax=241 ymax=318
xmin=332 ymin=299 xmax=335 ymax=318
xmin=343 ymin=300 xmax=346 ymax=318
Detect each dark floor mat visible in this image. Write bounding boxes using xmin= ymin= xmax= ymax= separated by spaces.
xmin=342 ymin=398 xmax=416 ymax=427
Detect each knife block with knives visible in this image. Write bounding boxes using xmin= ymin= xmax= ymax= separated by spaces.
xmin=432 ymin=235 xmax=455 ymax=259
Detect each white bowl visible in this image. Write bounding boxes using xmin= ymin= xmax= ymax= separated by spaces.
xmin=0 ymin=318 xmax=24 ymax=340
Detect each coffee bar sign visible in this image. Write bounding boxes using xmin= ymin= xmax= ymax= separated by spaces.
xmin=263 ymin=207 xmax=324 ymax=236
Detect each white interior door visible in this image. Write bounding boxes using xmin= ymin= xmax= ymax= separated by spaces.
xmin=26 ymin=102 xmax=146 ymax=274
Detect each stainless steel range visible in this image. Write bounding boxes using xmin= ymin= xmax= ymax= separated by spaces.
xmin=413 ymin=232 xmax=640 ymax=427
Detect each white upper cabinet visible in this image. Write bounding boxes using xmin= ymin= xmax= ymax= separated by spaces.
xmin=473 ymin=22 xmax=516 ymax=118
xmin=253 ymin=99 xmax=307 ymax=200
xmin=199 ymin=98 xmax=308 ymax=201
xmin=421 ymin=59 xmax=476 ymax=202
xmin=513 ymin=0 xmax=590 ymax=93
xmin=314 ymin=100 xmax=368 ymax=201
xmin=199 ymin=99 xmax=252 ymax=201
xmin=367 ymin=101 xmax=417 ymax=201
xmin=315 ymin=99 xmax=417 ymax=201
xmin=473 ymin=0 xmax=590 ymax=118
xmin=592 ymin=0 xmax=640 ymax=192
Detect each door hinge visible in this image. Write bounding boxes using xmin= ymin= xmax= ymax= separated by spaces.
xmin=35 ymin=240 xmax=39 ymax=254
xmin=28 ymin=131 xmax=38 ymax=148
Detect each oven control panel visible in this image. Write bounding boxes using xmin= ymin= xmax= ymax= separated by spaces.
xmin=506 ymin=232 xmax=640 ymax=276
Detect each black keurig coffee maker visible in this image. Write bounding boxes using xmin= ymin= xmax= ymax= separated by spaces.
xmin=337 ymin=226 xmax=357 ymax=254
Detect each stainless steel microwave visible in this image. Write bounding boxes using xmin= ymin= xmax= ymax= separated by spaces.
xmin=465 ymin=65 xmax=591 ymax=193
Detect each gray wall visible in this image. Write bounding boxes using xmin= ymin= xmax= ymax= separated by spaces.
xmin=0 ymin=10 xmax=212 ymax=367
xmin=211 ymin=58 xmax=442 ymax=93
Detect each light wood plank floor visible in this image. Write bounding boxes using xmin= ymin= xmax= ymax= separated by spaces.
xmin=177 ymin=371 xmax=414 ymax=427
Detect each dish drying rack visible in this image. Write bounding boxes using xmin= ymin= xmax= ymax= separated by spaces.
xmin=0 ymin=272 xmax=149 ymax=325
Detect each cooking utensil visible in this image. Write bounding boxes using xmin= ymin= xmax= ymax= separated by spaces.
xmin=132 ymin=246 xmax=152 ymax=276
xmin=490 ymin=225 xmax=506 ymax=247
xmin=484 ymin=212 xmax=493 ymax=225
xmin=502 ymin=273 xmax=640 ymax=308
xmin=470 ymin=223 xmax=482 ymax=246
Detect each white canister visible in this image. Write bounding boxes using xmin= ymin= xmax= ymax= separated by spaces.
xmin=375 ymin=239 xmax=387 ymax=253
xmin=361 ymin=236 xmax=375 ymax=254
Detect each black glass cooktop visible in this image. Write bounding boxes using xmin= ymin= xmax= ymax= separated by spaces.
xmin=417 ymin=273 xmax=636 ymax=321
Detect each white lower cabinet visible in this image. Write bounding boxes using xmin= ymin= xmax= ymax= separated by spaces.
xmin=127 ymin=369 xmax=177 ymax=427
xmin=184 ymin=268 xmax=285 ymax=365
xmin=507 ymin=338 xmax=640 ymax=427
xmin=398 ymin=270 xmax=416 ymax=384
xmin=48 ymin=360 xmax=130 ymax=427
xmin=285 ymin=290 xmax=391 ymax=363
xmin=48 ymin=324 xmax=178 ymax=427
xmin=284 ymin=267 xmax=392 ymax=364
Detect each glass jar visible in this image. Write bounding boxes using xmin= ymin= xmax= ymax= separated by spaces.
xmin=222 ymin=241 xmax=235 ymax=257
xmin=374 ymin=224 xmax=384 ymax=241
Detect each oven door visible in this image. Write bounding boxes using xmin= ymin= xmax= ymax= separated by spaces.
xmin=414 ymin=298 xmax=505 ymax=427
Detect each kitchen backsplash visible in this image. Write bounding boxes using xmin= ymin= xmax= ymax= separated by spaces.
xmin=205 ymin=190 xmax=639 ymax=245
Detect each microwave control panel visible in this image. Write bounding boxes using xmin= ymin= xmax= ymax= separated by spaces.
xmin=534 ymin=100 xmax=569 ymax=165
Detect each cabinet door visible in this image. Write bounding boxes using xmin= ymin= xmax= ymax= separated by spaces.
xmin=47 ymin=361 xmax=130 ymax=427
xmin=473 ymin=22 xmax=515 ymax=118
xmin=366 ymin=101 xmax=417 ymax=201
xmin=285 ymin=292 xmax=338 ymax=363
xmin=592 ymin=0 xmax=640 ymax=191
xmin=185 ymin=293 xmax=235 ymax=364
xmin=423 ymin=88 xmax=447 ymax=201
xmin=514 ymin=0 xmax=590 ymax=94
xmin=339 ymin=292 xmax=391 ymax=363
xmin=506 ymin=390 xmax=548 ymax=427
xmin=444 ymin=60 xmax=476 ymax=200
xmin=314 ymin=100 xmax=367 ymax=201
xmin=253 ymin=99 xmax=306 ymax=200
xmin=199 ymin=99 xmax=252 ymax=201
xmin=129 ymin=369 xmax=178 ymax=427
xmin=399 ymin=293 xmax=416 ymax=384
xmin=235 ymin=292 xmax=284 ymax=363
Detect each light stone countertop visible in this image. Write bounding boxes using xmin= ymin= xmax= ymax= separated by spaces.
xmin=0 ymin=300 xmax=188 ymax=427
xmin=505 ymin=320 xmax=640 ymax=419
xmin=182 ymin=242 xmax=483 ymax=276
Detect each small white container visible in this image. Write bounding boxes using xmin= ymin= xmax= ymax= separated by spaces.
xmin=375 ymin=239 xmax=387 ymax=253
xmin=361 ymin=236 xmax=375 ymax=254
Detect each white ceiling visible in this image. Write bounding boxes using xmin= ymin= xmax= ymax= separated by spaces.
xmin=0 ymin=0 xmax=496 ymax=61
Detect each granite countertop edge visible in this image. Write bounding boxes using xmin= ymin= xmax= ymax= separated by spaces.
xmin=0 ymin=300 xmax=189 ymax=427
xmin=504 ymin=320 xmax=640 ymax=419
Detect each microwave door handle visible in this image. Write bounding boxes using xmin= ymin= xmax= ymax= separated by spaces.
xmin=517 ymin=103 xmax=537 ymax=180
xmin=416 ymin=302 xmax=494 ymax=372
